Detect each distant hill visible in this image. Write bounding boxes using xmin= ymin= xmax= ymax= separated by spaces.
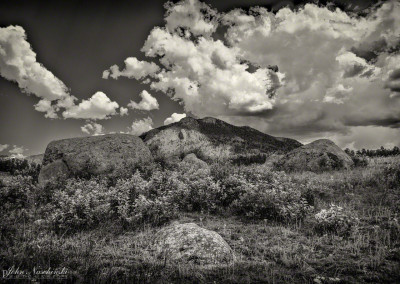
xmin=26 ymin=154 xmax=44 ymax=164
xmin=140 ymin=116 xmax=302 ymax=161
xmin=0 ymin=154 xmax=44 ymax=164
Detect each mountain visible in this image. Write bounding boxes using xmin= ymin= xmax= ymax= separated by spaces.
xmin=140 ymin=116 xmax=302 ymax=161
xmin=276 ymin=139 xmax=354 ymax=172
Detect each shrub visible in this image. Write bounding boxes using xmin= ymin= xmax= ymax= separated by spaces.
xmin=0 ymin=175 xmax=35 ymax=211
xmin=0 ymin=175 xmax=36 ymax=246
xmin=48 ymin=178 xmax=113 ymax=232
xmin=313 ymin=204 xmax=359 ymax=236
xmin=318 ymin=153 xmax=344 ymax=171
xmin=210 ymin=161 xmax=234 ymax=181
xmin=165 ymin=164 xmax=224 ymax=213
xmin=35 ymin=178 xmax=67 ymax=205
xmin=179 ymin=169 xmax=223 ymax=212
xmin=110 ymin=171 xmax=178 ymax=226
xmin=45 ymin=171 xmax=180 ymax=232
xmin=380 ymin=164 xmax=400 ymax=189
xmin=231 ymin=171 xmax=313 ymax=222
xmin=130 ymin=194 xmax=178 ymax=226
xmin=362 ymin=162 xmax=400 ymax=191
xmin=231 ymin=153 xmax=267 ymax=166
xmin=351 ymin=155 xmax=369 ymax=168
xmin=218 ymin=173 xmax=248 ymax=207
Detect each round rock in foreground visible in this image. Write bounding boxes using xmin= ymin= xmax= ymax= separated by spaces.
xmin=153 ymin=222 xmax=234 ymax=265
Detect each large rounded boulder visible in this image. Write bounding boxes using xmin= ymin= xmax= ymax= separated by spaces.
xmin=38 ymin=134 xmax=152 ymax=186
xmin=277 ymin=139 xmax=354 ymax=172
xmin=153 ymin=222 xmax=234 ymax=264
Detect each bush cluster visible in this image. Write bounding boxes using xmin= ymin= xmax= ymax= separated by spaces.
xmin=313 ymin=204 xmax=359 ymax=236
xmin=0 ymin=175 xmax=36 ymax=246
xmin=45 ymin=163 xmax=315 ymax=231
xmin=230 ymin=170 xmax=313 ymax=221
xmin=110 ymin=171 xmax=178 ymax=227
xmin=231 ymin=153 xmax=267 ymax=166
xmin=1 ymin=159 xmax=317 ymax=234
xmin=46 ymin=172 xmax=180 ymax=232
xmin=48 ymin=178 xmax=114 ymax=231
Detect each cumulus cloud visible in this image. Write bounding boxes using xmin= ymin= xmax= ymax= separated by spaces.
xmin=0 ymin=25 xmax=75 ymax=118
xmin=62 ymin=92 xmax=119 ymax=120
xmin=143 ymin=27 xmax=283 ymax=116
xmin=103 ymin=0 xmax=400 ymax=148
xmin=128 ymin=117 xmax=153 ymax=136
xmin=382 ymin=53 xmax=400 ymax=97
xmin=127 ymin=90 xmax=159 ymax=111
xmin=103 ymin=57 xmax=160 ymax=80
xmin=217 ymin=1 xmax=400 ymax=140
xmin=164 ymin=0 xmax=218 ymax=37
xmin=0 ymin=144 xmax=9 ymax=152
xmin=9 ymin=145 xmax=26 ymax=158
xmin=98 ymin=0 xmax=279 ymax=118
xmin=0 ymin=25 xmax=124 ymax=121
xmin=164 ymin=112 xmax=187 ymax=125
xmin=119 ymin=107 xmax=128 ymax=116
xmin=336 ymin=51 xmax=381 ymax=78
xmin=352 ymin=1 xmax=400 ymax=61
xmin=81 ymin=121 xmax=104 ymax=136
xmin=34 ymin=99 xmax=59 ymax=119
xmin=223 ymin=5 xmax=364 ymax=96
xmin=323 ymin=84 xmax=353 ymax=104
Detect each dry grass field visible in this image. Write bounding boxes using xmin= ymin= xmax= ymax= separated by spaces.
xmin=1 ymin=156 xmax=399 ymax=283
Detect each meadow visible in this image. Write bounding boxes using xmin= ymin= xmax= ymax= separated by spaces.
xmin=0 ymin=156 xmax=399 ymax=283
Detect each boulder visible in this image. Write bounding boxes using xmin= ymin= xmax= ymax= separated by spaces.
xmin=277 ymin=139 xmax=354 ymax=172
xmin=38 ymin=134 xmax=152 ymax=186
xmin=153 ymin=222 xmax=234 ymax=264
xmin=38 ymin=159 xmax=69 ymax=185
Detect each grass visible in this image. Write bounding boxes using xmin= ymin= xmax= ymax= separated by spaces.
xmin=1 ymin=156 xmax=400 ymax=283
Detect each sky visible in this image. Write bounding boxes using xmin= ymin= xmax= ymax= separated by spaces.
xmin=0 ymin=0 xmax=399 ymax=157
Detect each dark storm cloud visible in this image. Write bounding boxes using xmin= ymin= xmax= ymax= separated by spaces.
xmin=351 ymin=39 xmax=388 ymax=62
xmin=345 ymin=117 xmax=400 ymax=129
xmin=203 ymin=0 xmax=377 ymax=13
xmin=385 ymin=68 xmax=400 ymax=95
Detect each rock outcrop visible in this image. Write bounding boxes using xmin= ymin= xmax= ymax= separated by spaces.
xmin=153 ymin=222 xmax=234 ymax=264
xmin=276 ymin=139 xmax=354 ymax=172
xmin=141 ymin=116 xmax=302 ymax=161
xmin=38 ymin=134 xmax=152 ymax=185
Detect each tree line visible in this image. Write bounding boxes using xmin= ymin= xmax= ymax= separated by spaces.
xmin=0 ymin=158 xmax=41 ymax=182
xmin=345 ymin=146 xmax=400 ymax=158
